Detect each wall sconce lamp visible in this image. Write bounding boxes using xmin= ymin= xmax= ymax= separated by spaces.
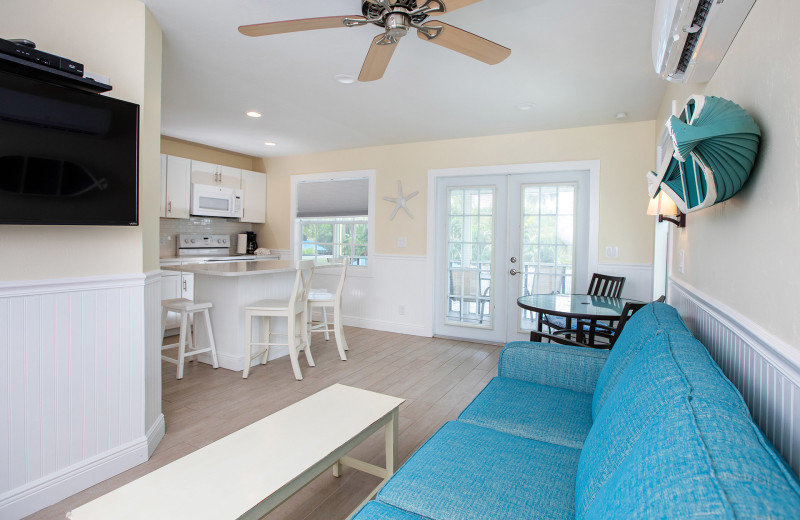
xmin=647 ymin=192 xmax=686 ymax=228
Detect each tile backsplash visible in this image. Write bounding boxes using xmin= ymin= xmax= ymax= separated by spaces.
xmin=160 ymin=217 xmax=254 ymax=257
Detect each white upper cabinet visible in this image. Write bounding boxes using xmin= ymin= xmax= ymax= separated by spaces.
xmin=160 ymin=154 xmax=167 ymax=217
xmin=162 ymin=155 xmax=191 ymax=219
xmin=240 ymin=169 xmax=267 ymax=223
xmin=191 ymin=160 xmax=241 ymax=190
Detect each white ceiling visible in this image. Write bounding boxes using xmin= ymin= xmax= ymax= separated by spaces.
xmin=142 ymin=0 xmax=666 ymax=158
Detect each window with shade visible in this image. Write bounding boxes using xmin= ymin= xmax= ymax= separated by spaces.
xmin=296 ymin=177 xmax=369 ymax=266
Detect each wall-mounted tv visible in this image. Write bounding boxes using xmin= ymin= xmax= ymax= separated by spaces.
xmin=0 ymin=69 xmax=139 ymax=225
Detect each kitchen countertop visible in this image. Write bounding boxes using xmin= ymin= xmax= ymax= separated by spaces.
xmin=162 ymin=259 xmax=294 ymax=277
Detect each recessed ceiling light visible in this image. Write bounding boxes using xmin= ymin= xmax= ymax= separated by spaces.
xmin=246 ymin=111 xmax=262 ymax=118
xmin=616 ymin=112 xmax=628 ymax=120
xmin=517 ymin=103 xmax=536 ymax=111
xmin=334 ymin=74 xmax=356 ymax=85
xmin=264 ymin=142 xmax=277 ymax=147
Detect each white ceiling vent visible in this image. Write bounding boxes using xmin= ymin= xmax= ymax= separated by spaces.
xmin=653 ymin=0 xmax=756 ymax=83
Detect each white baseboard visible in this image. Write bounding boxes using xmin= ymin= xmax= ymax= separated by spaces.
xmin=0 ymin=438 xmax=148 ymax=520
xmin=146 ymin=415 xmax=165 ymax=459
xmin=343 ymin=315 xmax=430 ymax=337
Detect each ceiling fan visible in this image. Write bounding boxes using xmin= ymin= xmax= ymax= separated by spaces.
xmin=238 ymin=0 xmax=511 ymax=82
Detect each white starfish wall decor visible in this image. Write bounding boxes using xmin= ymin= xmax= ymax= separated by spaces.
xmin=383 ymin=181 xmax=419 ymax=220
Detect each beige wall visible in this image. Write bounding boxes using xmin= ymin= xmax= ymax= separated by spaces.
xmin=656 ymin=0 xmax=800 ymax=347
xmin=261 ymin=121 xmax=657 ymax=263
xmin=161 ymin=136 xmax=264 ymax=172
xmin=0 ymin=0 xmax=162 ymax=281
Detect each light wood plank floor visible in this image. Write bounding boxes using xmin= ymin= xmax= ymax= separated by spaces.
xmin=24 ymin=327 xmax=500 ymax=520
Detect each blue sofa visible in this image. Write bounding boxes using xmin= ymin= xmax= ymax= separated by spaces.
xmin=352 ymin=302 xmax=800 ymax=519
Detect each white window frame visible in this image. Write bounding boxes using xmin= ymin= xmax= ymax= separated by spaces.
xmin=290 ymin=170 xmax=375 ymax=277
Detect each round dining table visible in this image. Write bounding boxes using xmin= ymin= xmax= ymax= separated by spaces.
xmin=517 ymin=293 xmax=642 ymax=347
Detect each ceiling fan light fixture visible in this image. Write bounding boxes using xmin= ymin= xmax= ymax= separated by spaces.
xmin=264 ymin=142 xmax=277 ymax=147
xmin=517 ymin=103 xmax=536 ymax=111
xmin=385 ymin=12 xmax=410 ymax=40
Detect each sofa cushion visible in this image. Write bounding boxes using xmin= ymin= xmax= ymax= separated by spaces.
xmin=352 ymin=501 xmax=432 ymax=520
xmin=666 ymin=330 xmax=800 ymax=517
xmin=591 ymin=302 xmax=688 ymax=419
xmin=575 ymin=330 xmax=689 ymax=518
xmin=458 ymin=376 xmax=593 ymax=448
xmin=583 ymin=396 xmax=734 ymax=519
xmin=376 ymin=421 xmax=580 ymax=520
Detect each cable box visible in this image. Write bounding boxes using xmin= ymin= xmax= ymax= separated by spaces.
xmin=0 ymin=52 xmax=111 ymax=94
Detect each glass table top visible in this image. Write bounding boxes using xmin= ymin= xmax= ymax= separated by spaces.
xmin=517 ymin=293 xmax=639 ymax=319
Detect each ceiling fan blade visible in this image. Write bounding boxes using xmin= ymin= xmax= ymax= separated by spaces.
xmin=359 ymin=34 xmax=399 ymax=82
xmin=417 ymin=21 xmax=510 ymax=65
xmin=238 ymin=16 xmax=363 ymax=37
xmin=428 ymin=0 xmax=484 ymax=15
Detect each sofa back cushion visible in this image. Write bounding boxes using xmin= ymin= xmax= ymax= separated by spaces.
xmin=579 ymin=325 xmax=800 ymax=518
xmin=583 ymin=396 xmax=734 ymax=519
xmin=576 ymin=331 xmax=688 ymax=517
xmin=591 ymin=302 xmax=688 ymax=419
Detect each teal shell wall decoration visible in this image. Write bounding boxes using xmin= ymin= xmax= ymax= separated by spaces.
xmin=647 ymin=95 xmax=761 ymax=213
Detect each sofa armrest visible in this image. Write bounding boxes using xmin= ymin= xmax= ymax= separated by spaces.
xmin=498 ymin=341 xmax=610 ymax=394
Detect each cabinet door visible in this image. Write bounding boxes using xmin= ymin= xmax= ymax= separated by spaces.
xmin=165 ymin=156 xmax=191 ymax=219
xmin=161 ymin=271 xmax=182 ymax=330
xmin=160 ymin=154 xmax=167 ymax=217
xmin=218 ymin=165 xmax=242 ymax=190
xmin=190 ymin=160 xmax=219 ymax=186
xmin=240 ymin=170 xmax=267 ymax=223
xmin=181 ymin=273 xmax=195 ymax=300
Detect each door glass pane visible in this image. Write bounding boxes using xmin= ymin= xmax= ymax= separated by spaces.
xmin=519 ymin=184 xmax=576 ymax=330
xmin=445 ymin=187 xmax=494 ymax=328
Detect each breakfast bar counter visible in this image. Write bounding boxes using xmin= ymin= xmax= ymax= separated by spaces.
xmin=163 ymin=259 xmax=296 ymax=277
xmin=162 ymin=259 xmax=300 ymax=371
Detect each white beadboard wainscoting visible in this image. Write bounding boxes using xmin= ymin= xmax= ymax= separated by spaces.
xmin=669 ymin=279 xmax=800 ymax=476
xmin=311 ymin=254 xmax=430 ymax=337
xmin=595 ymin=262 xmax=653 ymax=302
xmin=0 ymin=272 xmax=163 ymax=519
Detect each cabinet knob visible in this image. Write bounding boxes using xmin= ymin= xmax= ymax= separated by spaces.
xmin=168 ymin=201 xmax=172 ymax=213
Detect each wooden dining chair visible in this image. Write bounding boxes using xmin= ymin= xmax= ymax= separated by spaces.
xmin=548 ymin=301 xmax=646 ymax=349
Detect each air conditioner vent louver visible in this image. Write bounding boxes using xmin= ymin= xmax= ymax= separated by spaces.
xmin=676 ymin=0 xmax=713 ymax=74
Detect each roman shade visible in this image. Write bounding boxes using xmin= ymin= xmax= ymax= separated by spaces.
xmin=296 ymin=178 xmax=369 ymax=218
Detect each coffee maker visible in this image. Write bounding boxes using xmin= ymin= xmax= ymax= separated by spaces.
xmin=245 ymin=232 xmax=258 ymax=254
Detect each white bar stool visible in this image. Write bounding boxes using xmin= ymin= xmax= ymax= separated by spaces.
xmin=243 ymin=260 xmax=315 ymax=380
xmin=308 ymin=259 xmax=349 ymax=361
xmin=161 ymin=298 xmax=219 ymax=379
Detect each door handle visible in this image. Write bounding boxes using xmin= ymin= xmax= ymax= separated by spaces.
xmin=509 ymin=269 xmax=518 ymax=276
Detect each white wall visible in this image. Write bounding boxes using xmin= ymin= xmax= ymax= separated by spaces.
xmin=657 ymin=0 xmax=800 ymax=351
xmin=0 ymin=1 xmax=163 ymax=517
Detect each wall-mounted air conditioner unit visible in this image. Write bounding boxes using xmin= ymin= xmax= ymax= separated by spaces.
xmin=652 ymin=0 xmax=756 ymax=83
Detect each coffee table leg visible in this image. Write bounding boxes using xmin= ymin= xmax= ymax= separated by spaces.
xmin=386 ymin=408 xmax=398 ymax=476
xmin=332 ymin=460 xmax=343 ymax=478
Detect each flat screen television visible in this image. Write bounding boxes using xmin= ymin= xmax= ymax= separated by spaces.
xmin=0 ymin=69 xmax=139 ymax=225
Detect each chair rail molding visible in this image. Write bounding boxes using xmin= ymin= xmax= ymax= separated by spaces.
xmin=0 ymin=271 xmax=160 ymax=519
xmin=668 ymin=277 xmax=800 ymax=476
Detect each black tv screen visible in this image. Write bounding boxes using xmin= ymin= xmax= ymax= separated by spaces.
xmin=0 ymin=70 xmax=139 ymax=225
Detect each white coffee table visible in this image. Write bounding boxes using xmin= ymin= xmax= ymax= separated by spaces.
xmin=67 ymin=384 xmax=405 ymax=520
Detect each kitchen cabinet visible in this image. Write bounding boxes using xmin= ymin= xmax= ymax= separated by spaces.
xmin=240 ymin=169 xmax=267 ymax=223
xmin=162 ymin=155 xmax=191 ymax=219
xmin=191 ymin=160 xmax=241 ymax=190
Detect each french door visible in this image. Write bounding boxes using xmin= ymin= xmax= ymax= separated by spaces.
xmin=433 ymin=170 xmax=592 ymax=343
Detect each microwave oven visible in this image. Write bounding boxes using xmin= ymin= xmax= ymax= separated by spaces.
xmin=190 ymin=184 xmax=243 ymax=218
